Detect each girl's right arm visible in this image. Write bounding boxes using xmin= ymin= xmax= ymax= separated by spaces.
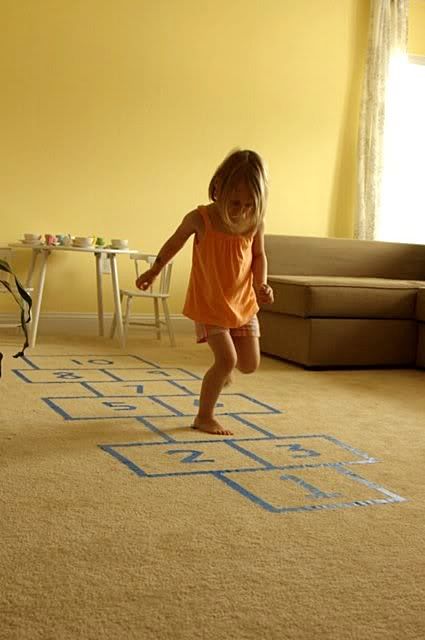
xmin=135 ymin=210 xmax=200 ymax=290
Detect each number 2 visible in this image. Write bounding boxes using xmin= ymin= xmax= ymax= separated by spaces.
xmin=166 ymin=449 xmax=215 ymax=464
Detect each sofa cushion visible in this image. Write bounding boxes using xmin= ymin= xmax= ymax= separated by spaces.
xmin=264 ymin=275 xmax=423 ymax=319
xmin=265 ymin=235 xmax=425 ymax=280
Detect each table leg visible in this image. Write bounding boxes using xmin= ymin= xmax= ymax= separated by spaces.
xmin=95 ymin=252 xmax=104 ymax=336
xmin=29 ymin=250 xmax=50 ymax=348
xmin=25 ymin=249 xmax=39 ymax=288
xmin=109 ymin=253 xmax=125 ymax=348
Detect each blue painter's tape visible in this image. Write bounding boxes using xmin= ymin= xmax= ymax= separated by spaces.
xmin=222 ymin=392 xmax=282 ymax=414
xmin=174 ymin=368 xmax=202 ymax=380
xmin=229 ymin=414 xmax=279 ymax=438
xmin=42 ymin=398 xmax=72 ymax=421
xmin=98 ymin=445 xmax=149 ymax=477
xmin=101 ymin=369 xmax=123 ymax=382
xmin=226 ymin=440 xmax=275 ymax=469
xmin=16 ymin=355 xmax=39 ymax=369
xmin=22 ymin=352 xmax=404 ymax=517
xmin=135 ymin=417 xmax=177 ymax=443
xmin=167 ymin=380 xmax=197 ymax=394
xmin=149 ymin=396 xmax=185 ymax=416
xmin=79 ymin=382 xmax=104 ymax=397
xmin=321 ymin=434 xmax=378 ymax=463
xmin=213 ymin=464 xmax=406 ymax=513
xmin=17 ymin=354 xmax=160 ymax=369
xmin=11 ymin=369 xmax=34 ymax=383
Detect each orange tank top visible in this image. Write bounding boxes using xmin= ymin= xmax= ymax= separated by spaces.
xmin=183 ymin=206 xmax=259 ymax=327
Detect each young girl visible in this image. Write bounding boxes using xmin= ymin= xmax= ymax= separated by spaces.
xmin=136 ymin=149 xmax=274 ymax=435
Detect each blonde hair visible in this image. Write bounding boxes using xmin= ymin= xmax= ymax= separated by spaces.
xmin=208 ymin=149 xmax=269 ymax=234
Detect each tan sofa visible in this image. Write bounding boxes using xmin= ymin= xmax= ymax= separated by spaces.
xmin=416 ymin=290 xmax=425 ymax=367
xmin=258 ymin=235 xmax=425 ymax=368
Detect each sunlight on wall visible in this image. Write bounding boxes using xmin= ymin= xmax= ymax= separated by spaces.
xmin=379 ymin=56 xmax=425 ymax=244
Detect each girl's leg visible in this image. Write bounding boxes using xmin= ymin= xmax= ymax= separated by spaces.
xmin=193 ymin=331 xmax=237 ymax=435
xmin=232 ymin=336 xmax=261 ymax=374
xmin=219 ymin=335 xmax=261 ymax=388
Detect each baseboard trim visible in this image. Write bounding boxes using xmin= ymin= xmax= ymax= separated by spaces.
xmin=0 ymin=312 xmax=193 ymax=336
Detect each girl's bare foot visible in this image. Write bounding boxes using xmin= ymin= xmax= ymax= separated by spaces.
xmin=192 ymin=416 xmax=233 ymax=436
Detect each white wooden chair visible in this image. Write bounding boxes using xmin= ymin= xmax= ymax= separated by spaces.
xmin=0 ymin=247 xmax=33 ymax=331
xmin=110 ymin=253 xmax=175 ymax=347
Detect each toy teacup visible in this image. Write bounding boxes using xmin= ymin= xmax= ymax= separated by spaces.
xmin=111 ymin=238 xmax=129 ymax=249
xmin=24 ymin=233 xmax=42 ymax=243
xmin=44 ymin=234 xmax=57 ymax=246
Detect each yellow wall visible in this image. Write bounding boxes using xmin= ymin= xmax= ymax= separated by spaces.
xmin=1 ymin=0 xmax=371 ymax=314
xmin=409 ymin=0 xmax=425 ymax=54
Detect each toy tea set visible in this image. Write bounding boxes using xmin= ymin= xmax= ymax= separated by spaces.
xmin=20 ymin=233 xmax=129 ymax=249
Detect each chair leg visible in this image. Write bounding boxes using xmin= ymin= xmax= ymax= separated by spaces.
xmin=109 ymin=313 xmax=116 ymax=339
xmin=153 ymin=298 xmax=160 ymax=340
xmin=162 ymin=298 xmax=175 ymax=347
xmin=123 ymin=295 xmax=133 ymax=345
xmin=110 ymin=291 xmax=124 ymax=338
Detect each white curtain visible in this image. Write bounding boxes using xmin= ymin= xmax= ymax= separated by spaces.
xmin=355 ymin=0 xmax=409 ymax=240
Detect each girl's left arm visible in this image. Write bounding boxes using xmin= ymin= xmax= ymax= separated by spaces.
xmin=252 ymin=223 xmax=274 ymax=305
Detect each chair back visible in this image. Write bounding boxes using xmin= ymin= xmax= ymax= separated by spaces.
xmin=131 ymin=253 xmax=173 ymax=295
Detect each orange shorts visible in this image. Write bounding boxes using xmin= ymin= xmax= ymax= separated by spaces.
xmin=194 ymin=315 xmax=260 ymax=344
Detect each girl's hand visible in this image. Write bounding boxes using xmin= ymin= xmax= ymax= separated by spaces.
xmin=136 ymin=268 xmax=158 ymax=290
xmin=255 ymin=282 xmax=274 ymax=305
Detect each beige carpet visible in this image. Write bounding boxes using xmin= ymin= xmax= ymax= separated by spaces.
xmin=0 ymin=331 xmax=424 ymax=640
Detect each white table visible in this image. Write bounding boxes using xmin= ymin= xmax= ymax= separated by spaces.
xmin=9 ymin=243 xmax=139 ymax=348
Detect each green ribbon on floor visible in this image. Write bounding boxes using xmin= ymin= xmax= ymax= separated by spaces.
xmin=0 ymin=258 xmax=32 ymax=378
